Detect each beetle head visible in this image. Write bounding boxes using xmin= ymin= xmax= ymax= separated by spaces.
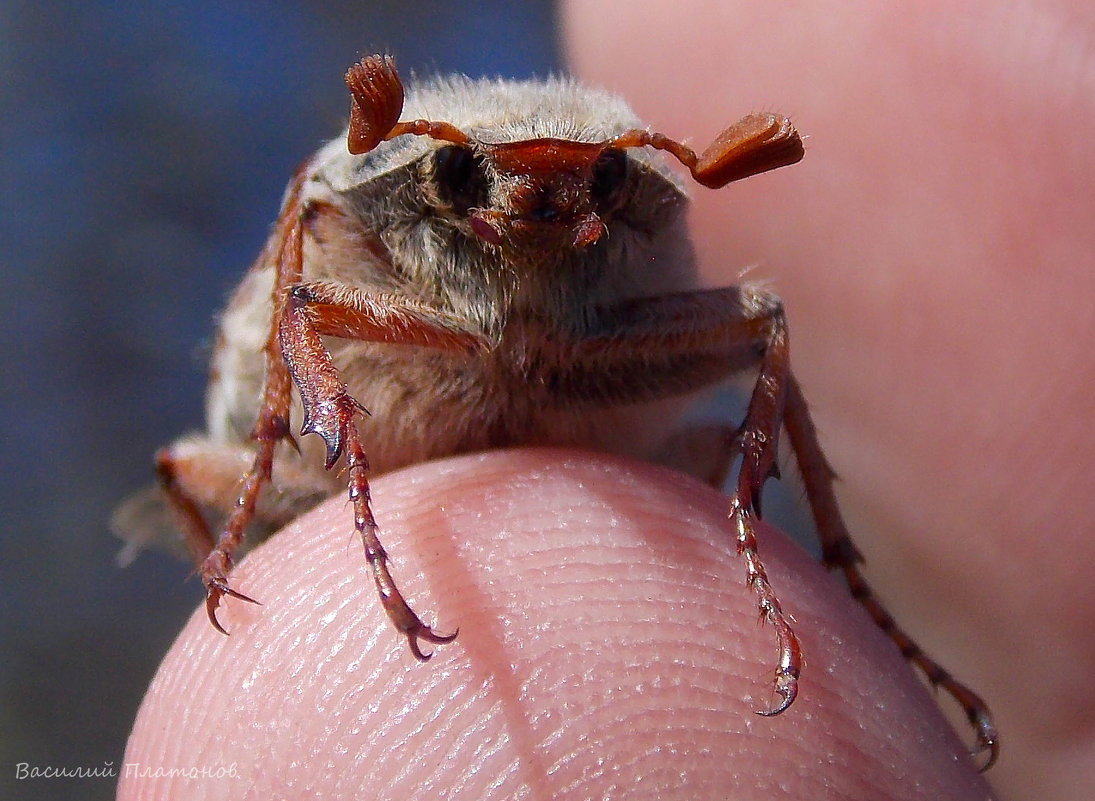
xmin=345 ymin=55 xmax=803 ymax=250
xmin=426 ymin=138 xmax=629 ymax=249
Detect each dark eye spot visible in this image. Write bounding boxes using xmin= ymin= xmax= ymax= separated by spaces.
xmin=431 ymin=145 xmax=485 ymax=214
xmin=590 ymin=148 xmax=628 ymax=213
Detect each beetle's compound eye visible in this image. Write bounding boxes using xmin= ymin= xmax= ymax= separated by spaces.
xmin=432 ymin=145 xmax=486 ymax=214
xmin=590 ymin=148 xmax=628 ymax=213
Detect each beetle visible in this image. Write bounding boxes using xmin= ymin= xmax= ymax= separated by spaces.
xmin=114 ymin=54 xmax=997 ymax=767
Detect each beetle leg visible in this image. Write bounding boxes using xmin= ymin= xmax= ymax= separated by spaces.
xmin=724 ymin=297 xmax=802 ymax=715
xmin=277 ymin=281 xmax=486 ymax=658
xmin=781 ymin=377 xmax=999 ymax=769
xmin=641 ymin=295 xmax=999 ymax=761
xmin=155 ymin=446 xmax=217 ymax=564
xmin=565 ymin=286 xmax=801 ymax=714
xmin=196 ymin=147 xmax=484 ymax=650
xmin=195 ymin=166 xmax=310 ymax=634
xmin=571 ymin=285 xmax=995 ymax=744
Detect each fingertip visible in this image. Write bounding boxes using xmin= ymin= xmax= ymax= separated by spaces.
xmin=120 ymin=449 xmax=993 ymax=800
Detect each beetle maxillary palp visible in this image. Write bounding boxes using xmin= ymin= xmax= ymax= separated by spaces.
xmin=468 ymin=211 xmax=504 ymax=246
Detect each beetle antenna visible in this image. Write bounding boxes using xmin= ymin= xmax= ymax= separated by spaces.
xmin=345 ymin=54 xmax=471 ymax=155
xmin=610 ymin=113 xmax=803 ymax=188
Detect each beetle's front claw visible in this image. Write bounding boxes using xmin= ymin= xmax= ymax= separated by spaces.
xmin=204 ymin=574 xmax=261 ymax=635
xmin=404 ymin=623 xmax=459 ymax=662
xmin=299 ymin=391 xmax=368 ymax=470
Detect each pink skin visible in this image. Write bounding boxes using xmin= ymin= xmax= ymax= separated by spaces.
xmin=119 ymin=451 xmax=993 ymax=800
xmin=562 ymin=3 xmax=1095 ymax=801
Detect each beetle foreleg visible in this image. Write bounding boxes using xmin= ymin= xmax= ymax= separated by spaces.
xmin=276 ymin=281 xmax=485 ymax=658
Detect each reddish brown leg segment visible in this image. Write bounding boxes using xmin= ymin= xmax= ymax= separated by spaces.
xmin=781 ymin=376 xmax=999 ymax=769
xmin=154 ymin=448 xmax=216 ymax=564
xmin=728 ymin=302 xmax=802 ymax=716
xmin=193 ymin=152 xmax=483 ymax=653
xmin=341 ymin=399 xmax=458 ymax=661
xmin=198 ymin=169 xmax=310 ymax=634
xmin=533 ymin=283 xmax=995 ymax=750
xmin=552 ymin=286 xmax=804 ymax=713
xmin=277 ymin=282 xmax=485 ymax=659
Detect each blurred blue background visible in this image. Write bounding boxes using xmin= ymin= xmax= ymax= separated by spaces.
xmin=0 ymin=2 xmax=558 ymax=798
